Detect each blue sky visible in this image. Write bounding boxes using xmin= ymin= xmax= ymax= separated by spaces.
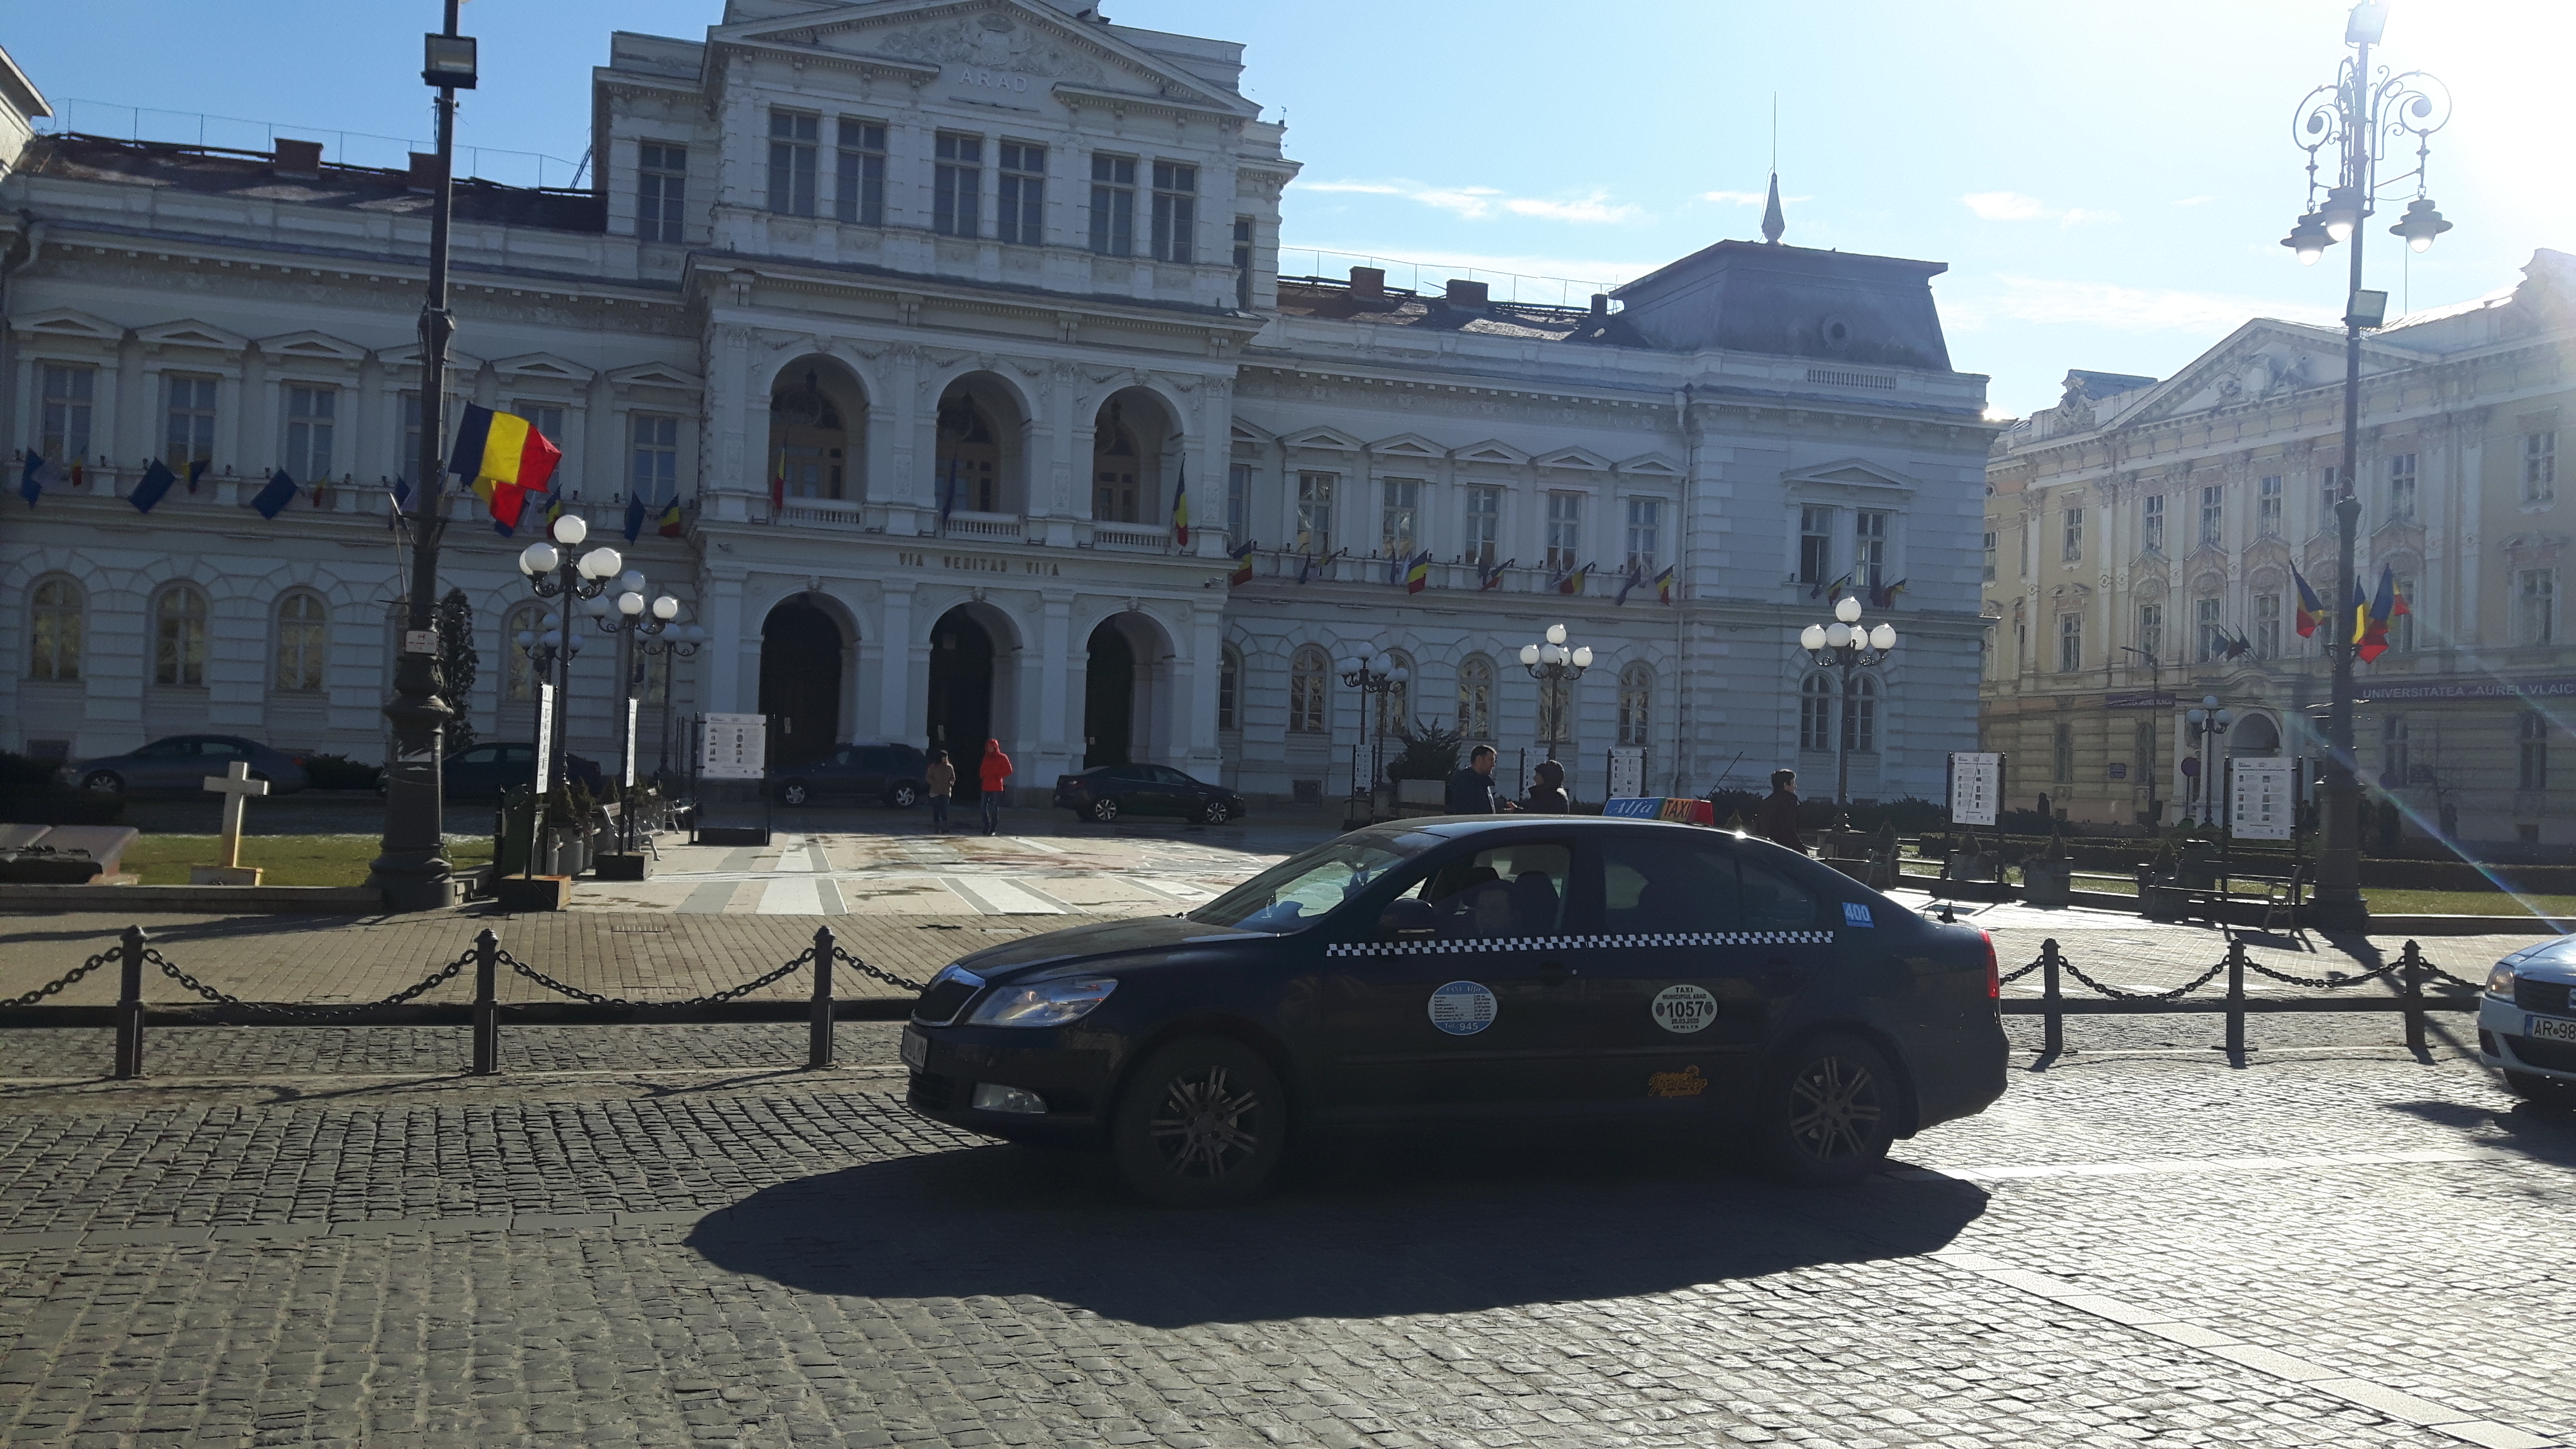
xmin=11 ymin=1 xmax=2568 ymax=416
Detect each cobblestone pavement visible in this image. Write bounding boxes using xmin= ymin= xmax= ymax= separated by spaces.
xmin=0 ymin=1015 xmax=2571 ymax=1448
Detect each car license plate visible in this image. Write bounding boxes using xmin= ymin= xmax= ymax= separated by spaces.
xmin=901 ymin=1027 xmax=929 ymax=1071
xmin=2532 ymin=1015 xmax=2576 ymax=1044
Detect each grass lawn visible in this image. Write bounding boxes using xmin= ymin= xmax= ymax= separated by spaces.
xmin=1896 ymin=859 xmax=2576 ymax=918
xmin=121 ymin=834 xmax=494 ymax=887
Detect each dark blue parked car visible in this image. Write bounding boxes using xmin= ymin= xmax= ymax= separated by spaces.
xmin=69 ymin=735 xmax=309 ymax=797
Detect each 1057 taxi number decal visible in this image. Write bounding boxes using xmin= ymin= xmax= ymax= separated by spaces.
xmin=1651 ymin=983 xmax=1718 ymax=1034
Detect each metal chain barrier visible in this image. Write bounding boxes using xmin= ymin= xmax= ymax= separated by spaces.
xmin=1999 ymin=958 xmax=2046 ymax=984
xmin=148 ymin=945 xmax=476 ymax=1018
xmin=2056 ymin=955 xmax=2232 ymax=1002
xmin=498 ymin=944 xmax=820 ymax=1010
xmin=1 ymin=949 xmax=117 ymax=1008
xmin=830 ymin=945 xmax=927 ymax=995
xmin=2240 ymin=958 xmax=2404 ymax=989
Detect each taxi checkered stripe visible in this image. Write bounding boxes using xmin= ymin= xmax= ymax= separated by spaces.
xmin=1325 ymin=930 xmax=1834 ymax=957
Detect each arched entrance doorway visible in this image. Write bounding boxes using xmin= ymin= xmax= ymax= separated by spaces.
xmin=1083 ymin=621 xmax=1135 ymax=768
xmin=927 ymin=607 xmax=998 ymax=794
xmin=759 ymin=598 xmax=844 ymax=767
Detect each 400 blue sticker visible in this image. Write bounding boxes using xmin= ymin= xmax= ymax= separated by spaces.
xmin=1428 ymin=980 xmax=1498 ymax=1035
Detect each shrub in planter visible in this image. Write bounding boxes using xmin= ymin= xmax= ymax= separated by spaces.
xmin=0 ymin=751 xmax=124 ymax=825
xmin=301 ymin=752 xmax=383 ymax=791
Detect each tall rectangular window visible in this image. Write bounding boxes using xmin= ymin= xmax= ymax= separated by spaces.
xmin=2258 ymin=474 xmax=2283 ymax=537
xmin=2137 ymin=602 xmax=2163 ymax=661
xmin=164 ymin=374 xmax=217 ymax=472
xmin=767 ymin=110 xmax=818 ymax=216
xmin=2255 ymin=593 xmax=2281 ymax=659
xmin=934 ymin=133 xmax=982 ymax=238
xmin=2053 ymin=723 xmax=2074 ymax=784
xmin=1227 ymin=461 xmax=1252 ymax=536
xmin=2195 ymin=596 xmax=2223 ymax=662
xmin=1982 ymin=530 xmax=1998 ymax=584
xmin=38 ymin=364 xmax=93 ymax=463
xmin=629 ymin=413 xmax=679 ymax=506
xmin=1233 ymin=217 xmax=1254 ymax=310
xmin=2519 ymin=569 xmax=2557 ymax=646
xmin=1798 ymin=505 xmax=1833 ymax=585
xmin=2321 ymin=466 xmax=2342 ymax=523
xmin=285 ymin=385 xmax=336 ymax=480
xmin=2199 ymin=484 xmax=2223 ymax=550
xmin=2061 ymin=506 xmax=2083 ymax=564
xmin=1087 ymin=154 xmax=1135 ymax=255
xmin=2381 ymin=714 xmax=2410 ymax=789
xmin=2142 ymin=493 xmax=2164 ymax=553
xmin=2056 ymin=612 xmax=2082 ymax=674
xmin=2527 ymin=430 xmax=2559 ymax=504
xmin=1855 ymin=509 xmax=1887 ymax=585
xmin=1294 ymin=472 xmax=1334 ymax=556
xmin=637 ymin=142 xmax=686 ymax=242
xmin=1464 ymin=486 xmax=1501 ymax=567
xmin=1545 ymin=492 xmax=1582 ymax=573
xmin=2521 ymin=711 xmax=2551 ymax=792
xmin=1150 ymin=160 xmax=1196 ymax=263
xmin=1625 ymin=497 xmax=1663 ymax=574
xmin=834 ymin=120 xmax=885 ymax=226
xmin=2387 ymin=452 xmax=2417 ymax=522
xmin=1379 ymin=478 xmax=1420 ymax=558
xmin=997 ymin=141 xmax=1045 ymax=246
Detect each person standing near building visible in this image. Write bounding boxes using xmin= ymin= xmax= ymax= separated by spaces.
xmin=924 ymin=749 xmax=955 ymax=831
xmin=1444 ymin=745 xmax=1518 ymax=815
xmin=1755 ymin=769 xmax=1806 ymax=854
xmin=978 ymin=739 xmax=1013 ymax=836
xmin=1523 ymin=759 xmax=1569 ymax=813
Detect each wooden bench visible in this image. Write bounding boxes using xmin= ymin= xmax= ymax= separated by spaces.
xmin=2177 ymin=864 xmax=2308 ymax=931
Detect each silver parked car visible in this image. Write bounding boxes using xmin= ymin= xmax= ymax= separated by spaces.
xmin=67 ymin=735 xmax=311 ymax=797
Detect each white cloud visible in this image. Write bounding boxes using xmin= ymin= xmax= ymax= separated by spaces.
xmin=1963 ymin=191 xmax=2049 ymax=221
xmin=1973 ymin=274 xmax=2340 ymax=334
xmin=1294 ymin=177 xmax=1639 ymax=225
xmin=1504 ymin=192 xmax=1644 ymax=224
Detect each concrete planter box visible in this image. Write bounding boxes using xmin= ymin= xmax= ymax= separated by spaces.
xmin=2022 ymin=859 xmax=2073 ymax=907
xmin=492 ymin=874 xmax=572 ymax=912
xmin=593 ymin=852 xmax=651 ymax=882
xmin=2141 ymin=882 xmax=2190 ymax=920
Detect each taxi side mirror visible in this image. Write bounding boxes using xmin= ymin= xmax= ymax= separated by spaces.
xmin=1377 ymin=898 xmax=1437 ymax=939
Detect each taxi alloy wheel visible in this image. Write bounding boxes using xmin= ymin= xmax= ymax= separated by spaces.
xmin=1198 ymin=799 xmax=1232 ymax=826
xmin=1087 ymin=797 xmax=1121 ymax=823
xmin=780 ymin=781 xmax=811 ymax=807
xmin=1761 ymin=1033 xmax=1896 ymax=1186
xmin=1114 ymin=1037 xmax=1285 ymax=1207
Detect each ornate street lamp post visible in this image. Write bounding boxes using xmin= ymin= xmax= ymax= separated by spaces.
xmin=587 ymin=575 xmax=681 ymax=854
xmin=1337 ymin=651 xmax=1409 ymax=823
xmin=1800 ymin=594 xmax=1898 ymax=834
xmin=2185 ymin=694 xmax=2234 ymax=824
xmin=514 ymin=515 xmax=622 ymax=818
xmin=1518 ymin=624 xmax=1593 ymax=765
xmin=2279 ymin=0 xmax=2452 ymax=929
xmin=367 ymin=1 xmax=479 ymax=910
xmin=2119 ymin=645 xmax=2166 ymax=827
xmin=641 ymin=622 xmax=708 ymax=783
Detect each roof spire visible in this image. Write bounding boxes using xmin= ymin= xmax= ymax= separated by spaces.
xmin=1761 ymin=172 xmax=1785 ymax=245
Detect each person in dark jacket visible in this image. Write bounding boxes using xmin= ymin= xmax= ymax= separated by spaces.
xmin=1443 ymin=745 xmax=1518 ymax=815
xmin=1523 ymin=759 xmax=1569 ymax=813
xmin=1754 ymin=769 xmax=1805 ymax=853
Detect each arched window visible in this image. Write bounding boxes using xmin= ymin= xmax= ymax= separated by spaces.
xmin=1617 ymin=662 xmax=1653 ymax=747
xmin=154 ymin=585 xmax=208 ymax=686
xmin=274 ymin=593 xmax=328 ymax=692
xmin=1217 ymin=645 xmax=1242 ymax=731
xmin=1799 ymin=673 xmax=1835 ymax=752
xmin=1456 ymin=655 xmax=1494 ymax=740
xmin=1842 ymin=675 xmax=1879 ymax=755
xmin=1288 ymin=646 xmax=1328 ymax=734
xmin=1374 ymin=650 xmax=1413 ymax=739
xmin=28 ymin=577 xmax=83 ymax=681
xmin=504 ymin=604 xmax=549 ymax=702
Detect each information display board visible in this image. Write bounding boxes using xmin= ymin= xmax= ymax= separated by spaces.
xmin=2228 ymin=756 xmax=2298 ymax=841
xmin=698 ymin=713 xmax=768 ymax=780
xmin=1948 ymin=751 xmax=2002 ymax=827
xmin=1607 ymin=747 xmax=1645 ymax=801
xmin=622 ymin=699 xmax=638 ymax=788
xmin=533 ymin=683 xmax=555 ymax=796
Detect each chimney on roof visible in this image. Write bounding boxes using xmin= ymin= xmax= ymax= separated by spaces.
xmin=1444 ymin=278 xmax=1489 ymax=310
xmin=1348 ymin=266 xmax=1385 ymax=299
xmin=1589 ymin=293 xmax=1609 ymax=325
xmin=407 ymin=153 xmax=444 ymax=195
xmin=271 ymin=138 xmax=324 ymax=181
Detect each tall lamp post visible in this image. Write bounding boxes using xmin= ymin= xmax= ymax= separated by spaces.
xmin=1337 ymin=651 xmax=1408 ymax=823
xmin=2119 ymin=645 xmax=2165 ymax=826
xmin=1800 ymin=594 xmax=1897 ymax=834
xmin=2279 ymin=1 xmax=2452 ymax=929
xmin=514 ymin=515 xmax=622 ymax=803
xmin=642 ymin=623 xmax=708 ymax=782
xmin=1518 ymin=624 xmax=1593 ymax=766
xmin=588 ymin=574 xmax=680 ymax=852
xmin=2185 ymin=694 xmax=2234 ymax=825
xmin=367 ymin=2 xmax=479 ymax=910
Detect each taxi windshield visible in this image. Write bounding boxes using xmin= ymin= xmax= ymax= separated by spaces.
xmin=1190 ymin=838 xmax=1418 ymax=934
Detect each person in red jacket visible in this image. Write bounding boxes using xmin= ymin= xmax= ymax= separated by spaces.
xmin=977 ymin=738 xmax=1013 ymax=836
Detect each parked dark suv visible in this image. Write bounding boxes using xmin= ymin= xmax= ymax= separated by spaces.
xmin=771 ymin=742 xmax=930 ymax=808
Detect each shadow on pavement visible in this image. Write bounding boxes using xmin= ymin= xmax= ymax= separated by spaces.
xmin=2386 ymin=1096 xmax=2576 ymax=1168
xmin=688 ymin=1129 xmax=1987 ymax=1328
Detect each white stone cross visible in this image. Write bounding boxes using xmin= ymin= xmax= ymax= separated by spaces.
xmin=202 ymin=760 xmax=269 ymax=870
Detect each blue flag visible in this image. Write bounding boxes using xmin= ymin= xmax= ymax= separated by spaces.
xmin=623 ymin=491 xmax=647 ymax=543
xmin=131 ymin=460 xmax=177 ymax=514
xmin=253 ymin=469 xmax=298 ymax=520
xmin=391 ymin=475 xmax=413 ymax=513
xmin=18 ymin=451 xmax=43 ymax=509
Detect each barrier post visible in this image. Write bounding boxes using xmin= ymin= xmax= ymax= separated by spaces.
xmin=2225 ymin=937 xmax=2247 ymax=1058
xmin=808 ymin=924 xmax=835 ymax=1070
xmin=2401 ymin=939 xmax=2427 ymax=1054
xmin=112 ymin=925 xmax=146 ymax=1080
xmin=2041 ymin=937 xmax=2063 ymax=1058
xmin=471 ymin=929 xmax=500 ymax=1076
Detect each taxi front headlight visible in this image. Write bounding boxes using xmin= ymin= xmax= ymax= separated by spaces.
xmin=967 ymin=977 xmax=1117 ymax=1027
xmin=2486 ymin=962 xmax=2518 ymax=998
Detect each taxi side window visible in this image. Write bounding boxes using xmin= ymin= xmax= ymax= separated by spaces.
xmin=1600 ymin=839 xmax=1741 ymax=934
xmin=1409 ymin=842 xmax=1573 ymax=940
xmin=1741 ymin=857 xmax=1824 ymax=931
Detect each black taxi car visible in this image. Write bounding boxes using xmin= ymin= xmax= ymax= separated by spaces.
xmin=901 ymin=815 xmax=2007 ymax=1205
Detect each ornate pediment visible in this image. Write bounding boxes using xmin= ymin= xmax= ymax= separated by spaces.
xmin=2113 ymin=320 xmax=2418 ymax=429
xmin=1780 ymin=457 xmax=1915 ymax=498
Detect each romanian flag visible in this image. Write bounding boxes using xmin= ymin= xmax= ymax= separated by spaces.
xmin=1479 ymin=557 xmax=1513 ymax=591
xmin=1654 ymin=566 xmax=1675 ymax=605
xmin=2357 ymin=564 xmax=2399 ymax=662
xmin=1558 ymin=561 xmax=1591 ymax=596
xmin=657 ymin=499 xmax=685 ymax=539
xmin=448 ymin=405 xmax=561 ymax=537
xmin=1170 ymin=462 xmax=1188 ymax=548
xmin=1404 ymin=550 xmax=1432 ymax=595
xmin=184 ymin=459 xmax=207 ymax=494
xmin=2291 ymin=566 xmax=2324 ymax=638
xmin=1228 ymin=539 xmax=1256 ymax=586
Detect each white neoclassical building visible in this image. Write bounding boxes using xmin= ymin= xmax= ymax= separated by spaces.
xmin=0 ymin=1 xmax=1993 ymax=806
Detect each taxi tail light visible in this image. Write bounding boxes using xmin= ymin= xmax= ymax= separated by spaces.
xmin=1981 ymin=930 xmax=1999 ymax=999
